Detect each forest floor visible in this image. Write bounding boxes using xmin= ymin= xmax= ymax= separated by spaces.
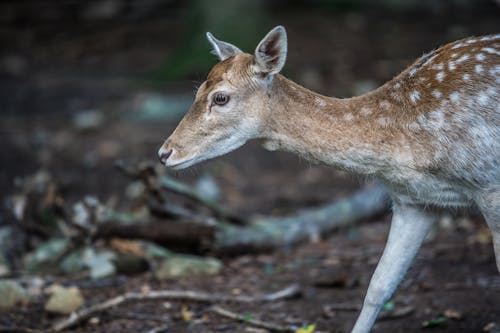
xmin=1 ymin=3 xmax=499 ymax=332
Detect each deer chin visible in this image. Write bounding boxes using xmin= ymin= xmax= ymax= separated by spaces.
xmin=164 ymin=155 xmax=199 ymax=170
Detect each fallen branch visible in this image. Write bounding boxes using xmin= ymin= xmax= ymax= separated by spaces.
xmin=215 ymin=185 xmax=390 ymax=253
xmin=52 ymin=284 xmax=301 ymax=331
xmin=97 ymin=216 xmax=215 ymax=250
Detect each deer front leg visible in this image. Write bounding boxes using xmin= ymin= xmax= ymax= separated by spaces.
xmin=351 ymin=204 xmax=437 ymax=333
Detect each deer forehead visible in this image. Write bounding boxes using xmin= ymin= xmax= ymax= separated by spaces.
xmin=202 ymin=54 xmax=255 ymax=91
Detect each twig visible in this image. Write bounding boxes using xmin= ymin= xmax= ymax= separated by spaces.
xmin=378 ymin=305 xmax=415 ymax=321
xmin=52 ymin=284 xmax=301 ymax=331
xmin=146 ymin=324 xmax=169 ymax=333
xmin=209 ymin=305 xmax=294 ymax=332
xmin=324 ymin=303 xmax=361 ymax=312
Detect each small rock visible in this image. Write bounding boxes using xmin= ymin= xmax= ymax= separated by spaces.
xmin=155 ymin=255 xmax=222 ymax=279
xmin=72 ymin=109 xmax=104 ymax=130
xmin=443 ymin=309 xmax=463 ymax=320
xmin=0 ymin=253 xmax=10 ymax=277
xmin=25 ymin=277 xmax=45 ymax=297
xmin=125 ymin=181 xmax=146 ymax=199
xmin=143 ymin=242 xmax=171 ymax=258
xmin=195 ymin=173 xmax=220 ymax=201
xmin=45 ymin=285 xmax=84 ymax=314
xmin=83 ymin=249 xmax=116 ymax=279
xmin=484 ymin=322 xmax=500 ymax=332
xmin=0 ymin=280 xmax=29 ymax=309
xmin=59 ymin=249 xmax=86 ymax=274
xmin=24 ymin=238 xmax=69 ymax=273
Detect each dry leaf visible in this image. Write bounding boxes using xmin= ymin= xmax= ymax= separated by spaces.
xmin=110 ymin=238 xmax=144 ymax=256
xmin=295 ymin=324 xmax=315 ymax=333
xmin=444 ymin=309 xmax=463 ymax=320
xmin=181 ymin=305 xmax=194 ymax=321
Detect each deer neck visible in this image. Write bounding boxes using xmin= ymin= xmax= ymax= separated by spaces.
xmin=260 ymin=75 xmax=416 ymax=177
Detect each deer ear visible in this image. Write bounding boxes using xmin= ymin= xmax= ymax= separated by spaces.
xmin=206 ymin=32 xmax=242 ymax=61
xmin=253 ymin=26 xmax=287 ymax=76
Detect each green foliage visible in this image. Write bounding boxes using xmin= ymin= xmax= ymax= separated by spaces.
xmin=149 ymin=0 xmax=268 ymax=81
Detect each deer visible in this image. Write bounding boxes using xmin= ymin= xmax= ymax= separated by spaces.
xmin=157 ymin=26 xmax=500 ymax=333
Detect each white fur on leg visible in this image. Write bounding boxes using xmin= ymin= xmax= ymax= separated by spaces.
xmin=351 ymin=204 xmax=437 ymax=333
xmin=475 ymin=187 xmax=500 ymax=273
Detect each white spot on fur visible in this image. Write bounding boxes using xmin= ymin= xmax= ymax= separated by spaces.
xmin=448 ymin=61 xmax=456 ymax=71
xmin=456 ymin=54 xmax=469 ymax=63
xmin=451 ymin=42 xmax=465 ymax=49
xmin=490 ymin=66 xmax=500 ymax=83
xmin=343 ymin=113 xmax=354 ymax=121
xmin=409 ymin=67 xmax=418 ymax=77
xmin=450 ymin=53 xmax=458 ymax=58
xmin=465 ymin=38 xmax=478 ymax=45
xmin=436 ymin=71 xmax=445 ymax=82
xmin=409 ymin=90 xmax=420 ymax=104
xmin=482 ymin=47 xmax=500 ymax=56
xmin=417 ymin=114 xmax=426 ymax=124
xmin=463 ymin=73 xmax=470 ymax=81
xmin=315 ymin=97 xmax=327 ymax=107
xmin=478 ymin=92 xmax=489 ymax=106
xmin=379 ymin=100 xmax=392 ymax=110
xmin=408 ymin=122 xmax=420 ymax=131
xmin=432 ymin=63 xmax=444 ymax=70
xmin=427 ymin=110 xmax=445 ymax=130
xmin=475 ymin=64 xmax=483 ymax=74
xmin=475 ymin=53 xmax=486 ymax=61
xmin=376 ymin=117 xmax=392 ymax=126
xmin=360 ymin=107 xmax=372 ymax=116
xmin=490 ymin=65 xmax=500 ymax=75
xmin=449 ymin=92 xmax=460 ymax=103
xmin=390 ymin=90 xmax=403 ymax=101
xmin=480 ymin=34 xmax=500 ymax=42
xmin=432 ymin=90 xmax=442 ymax=99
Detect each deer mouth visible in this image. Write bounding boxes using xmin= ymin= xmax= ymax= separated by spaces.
xmin=165 ymin=155 xmax=198 ymax=170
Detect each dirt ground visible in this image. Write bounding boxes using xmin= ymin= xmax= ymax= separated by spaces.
xmin=1 ymin=2 xmax=499 ymax=332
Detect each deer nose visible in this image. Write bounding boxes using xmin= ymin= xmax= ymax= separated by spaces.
xmin=158 ymin=148 xmax=173 ymax=164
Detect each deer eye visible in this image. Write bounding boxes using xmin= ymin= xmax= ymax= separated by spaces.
xmin=213 ymin=93 xmax=229 ymax=106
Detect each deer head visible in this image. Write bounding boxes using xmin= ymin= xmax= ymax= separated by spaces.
xmin=158 ymin=26 xmax=288 ymax=169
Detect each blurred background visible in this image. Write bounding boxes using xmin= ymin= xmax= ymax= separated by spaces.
xmin=0 ymin=1 xmax=499 ymax=332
